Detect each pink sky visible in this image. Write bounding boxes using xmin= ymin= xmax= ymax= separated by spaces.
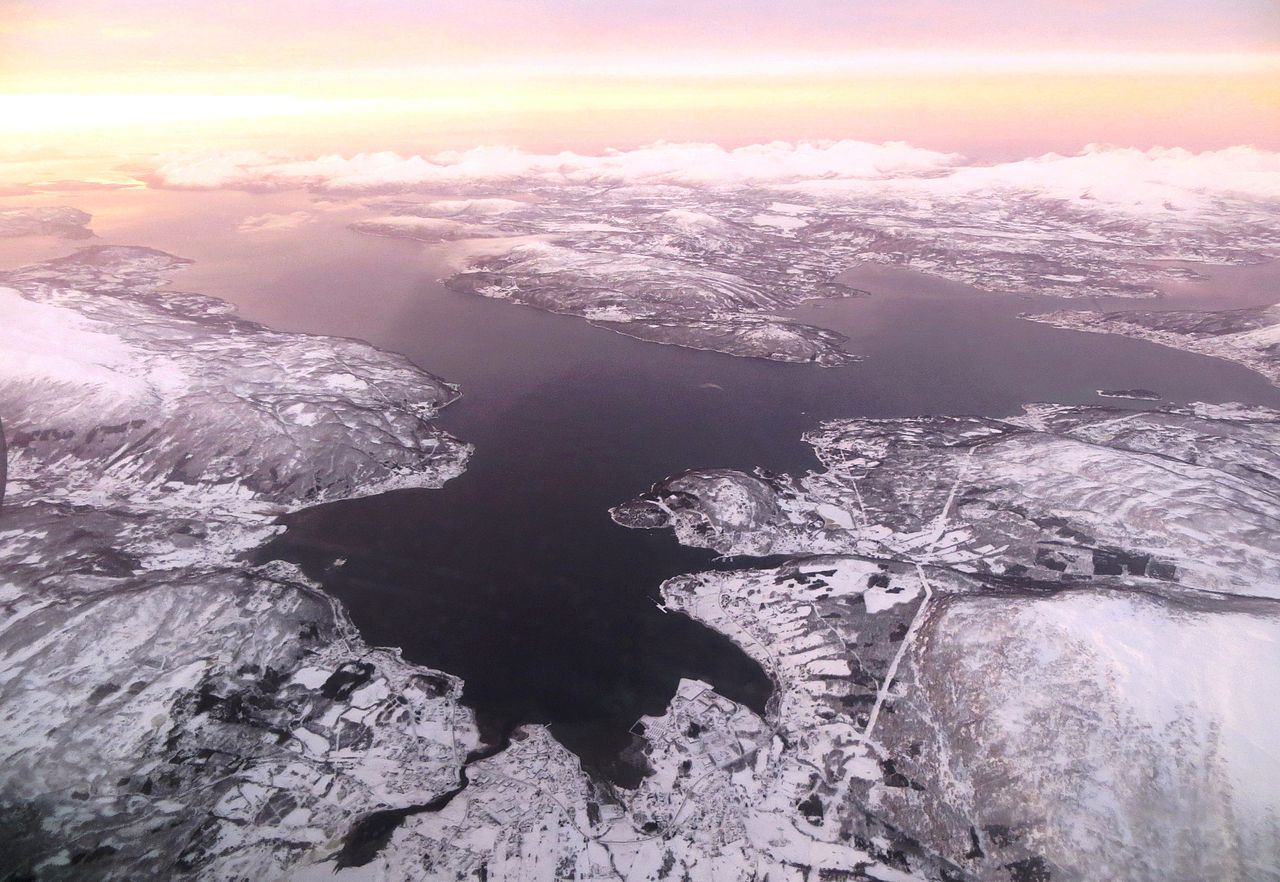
xmin=4 ymin=0 xmax=1277 ymax=83
xmin=1 ymin=1 xmax=1277 ymax=155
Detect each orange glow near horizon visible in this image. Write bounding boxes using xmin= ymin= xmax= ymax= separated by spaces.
xmin=3 ymin=64 xmax=1278 ymax=162
xmin=3 ymin=1 xmax=1279 ymax=161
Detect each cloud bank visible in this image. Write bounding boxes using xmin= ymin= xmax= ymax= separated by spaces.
xmin=152 ymin=141 xmax=960 ymax=191
xmin=236 ymin=210 xmax=317 ymax=233
xmin=792 ymin=144 xmax=1280 ymax=212
xmin=152 ymin=141 xmax=1280 ymax=215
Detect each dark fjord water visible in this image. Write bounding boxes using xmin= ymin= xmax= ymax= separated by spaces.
xmin=32 ymin=189 xmax=1280 ymax=785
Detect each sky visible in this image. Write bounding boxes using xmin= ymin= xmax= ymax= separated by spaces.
xmin=1 ymin=0 xmax=1278 ymax=157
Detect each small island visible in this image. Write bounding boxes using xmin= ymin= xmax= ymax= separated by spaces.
xmin=1097 ymin=387 xmax=1161 ymax=400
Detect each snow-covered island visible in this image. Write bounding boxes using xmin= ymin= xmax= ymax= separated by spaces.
xmin=1096 ymin=387 xmax=1161 ymax=400
xmin=361 ymin=197 xmax=865 ymax=365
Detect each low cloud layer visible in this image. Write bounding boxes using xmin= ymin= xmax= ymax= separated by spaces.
xmin=236 ymin=210 xmax=318 ymax=233
xmin=153 ymin=140 xmax=1280 ymax=215
xmin=152 ymin=141 xmax=959 ymax=191
xmin=791 ymin=143 xmax=1280 ymax=212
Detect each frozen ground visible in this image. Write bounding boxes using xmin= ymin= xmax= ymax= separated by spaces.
xmin=0 ymin=244 xmax=478 ymax=879
xmin=614 ymin=404 xmax=1280 ymax=881
xmin=0 ymin=236 xmax=965 ymax=882
xmin=241 ymin=404 xmax=1280 ymax=882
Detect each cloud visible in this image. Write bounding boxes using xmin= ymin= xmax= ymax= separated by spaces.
xmin=152 ymin=141 xmax=1280 ymax=216
xmin=789 ymin=143 xmax=1280 ymax=211
xmin=954 ymin=144 xmax=1280 ymax=209
xmin=413 ymin=198 xmax=528 ymax=215
xmin=348 ymin=215 xmax=504 ymax=242
xmin=152 ymin=140 xmax=960 ymax=191
xmin=236 ymin=210 xmax=317 ymax=232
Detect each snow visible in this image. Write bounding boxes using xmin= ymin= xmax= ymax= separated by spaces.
xmin=0 ymin=245 xmax=480 ymax=880
xmin=355 ymin=215 xmax=467 ymax=235
xmin=291 ymin=667 xmax=332 ymax=690
xmin=0 ymin=286 xmax=141 ymax=396
xmin=919 ymin=590 xmax=1280 ymax=879
xmin=815 ymin=502 xmax=856 ymax=529
xmin=658 ymin=208 xmax=726 ymax=230
xmin=1023 ymin=590 xmax=1280 ymax=808
xmin=0 ymin=205 xmax=92 ymax=238
xmin=788 ymin=143 xmax=1280 ymax=213
xmin=935 ymin=143 xmax=1280 ymax=211
xmin=616 ymin=403 xmax=1280 ymax=880
xmin=751 ymin=213 xmax=807 ymax=231
xmin=417 ymin=197 xmax=526 ymax=215
xmin=863 ymin=578 xmax=922 ymax=613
